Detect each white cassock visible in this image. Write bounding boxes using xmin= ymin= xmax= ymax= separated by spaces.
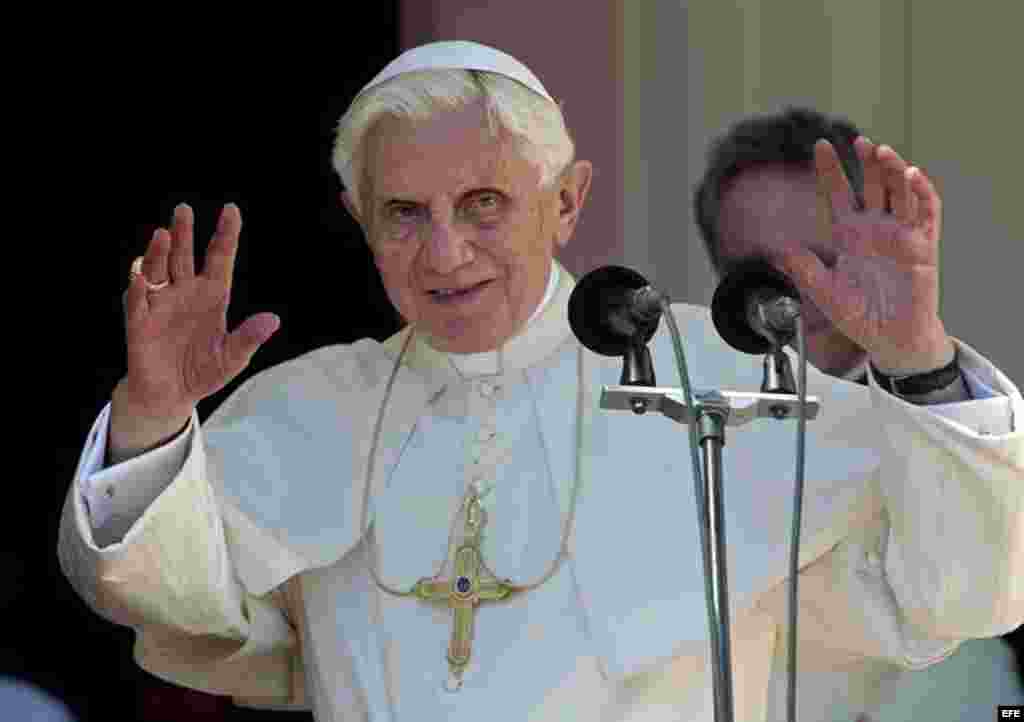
xmin=59 ymin=260 xmax=1024 ymax=721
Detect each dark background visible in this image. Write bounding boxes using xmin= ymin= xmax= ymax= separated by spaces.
xmin=34 ymin=9 xmax=401 ymax=721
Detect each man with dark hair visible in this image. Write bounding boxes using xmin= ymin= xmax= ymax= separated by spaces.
xmin=695 ymin=107 xmax=863 ymax=275
xmin=694 ymin=106 xmax=1023 ymax=715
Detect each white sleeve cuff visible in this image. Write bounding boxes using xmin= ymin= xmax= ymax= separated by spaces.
xmin=876 ymin=339 xmax=1021 ymax=436
xmin=76 ymin=402 xmax=195 ymax=534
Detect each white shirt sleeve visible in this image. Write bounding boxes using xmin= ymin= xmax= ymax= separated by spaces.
xmin=75 ymin=402 xmax=195 ymax=541
xmin=58 ymin=403 xmax=302 ymax=705
xmin=868 ymin=339 xmax=1024 ymax=639
xmin=907 ymin=353 xmax=1016 ymax=436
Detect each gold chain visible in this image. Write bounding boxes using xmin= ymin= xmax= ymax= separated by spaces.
xmin=359 ymin=326 xmax=586 ymax=598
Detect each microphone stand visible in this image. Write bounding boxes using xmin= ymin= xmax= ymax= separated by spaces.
xmin=600 ymin=354 xmax=819 ymax=722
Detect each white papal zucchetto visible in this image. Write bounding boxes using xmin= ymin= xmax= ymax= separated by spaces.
xmin=354 ymin=40 xmax=555 ymax=104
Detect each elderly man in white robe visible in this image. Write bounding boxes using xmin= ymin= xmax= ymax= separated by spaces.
xmin=59 ymin=41 xmax=1024 ymax=721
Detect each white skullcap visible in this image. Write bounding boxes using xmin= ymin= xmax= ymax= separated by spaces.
xmin=355 ymin=40 xmax=555 ymax=104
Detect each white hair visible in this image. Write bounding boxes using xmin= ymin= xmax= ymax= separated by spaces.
xmin=332 ymin=69 xmax=575 ymax=215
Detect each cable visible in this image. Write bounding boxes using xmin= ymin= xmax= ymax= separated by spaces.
xmin=659 ymin=298 xmax=732 ymax=720
xmin=786 ymin=317 xmax=809 ymax=722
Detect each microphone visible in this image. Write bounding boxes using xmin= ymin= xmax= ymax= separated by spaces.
xmin=711 ymin=258 xmax=802 ymax=355
xmin=568 ymin=265 xmax=665 ymax=357
xmin=568 ymin=265 xmax=666 ymax=388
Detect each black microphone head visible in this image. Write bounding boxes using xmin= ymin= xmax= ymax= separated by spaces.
xmin=568 ymin=265 xmax=661 ymax=357
xmin=711 ymin=258 xmax=801 ymax=354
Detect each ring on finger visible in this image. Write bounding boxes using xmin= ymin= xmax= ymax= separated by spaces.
xmin=130 ymin=256 xmax=170 ymax=291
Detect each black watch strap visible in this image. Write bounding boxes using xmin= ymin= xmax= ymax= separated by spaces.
xmin=870 ymin=348 xmax=962 ymax=396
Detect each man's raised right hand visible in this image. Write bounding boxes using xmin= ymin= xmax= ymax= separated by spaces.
xmin=108 ymin=203 xmax=280 ymax=463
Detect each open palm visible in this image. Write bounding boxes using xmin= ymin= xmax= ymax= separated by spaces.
xmin=119 ymin=204 xmax=280 ymax=419
xmin=777 ymin=137 xmax=951 ymax=370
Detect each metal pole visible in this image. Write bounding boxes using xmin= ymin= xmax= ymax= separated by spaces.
xmin=697 ymin=409 xmax=734 ymax=722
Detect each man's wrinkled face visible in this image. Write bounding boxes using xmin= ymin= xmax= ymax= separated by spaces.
xmin=347 ymin=102 xmax=587 ymax=354
xmin=716 ymin=164 xmax=867 ymax=376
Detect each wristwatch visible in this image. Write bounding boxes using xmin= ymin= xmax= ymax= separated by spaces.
xmin=870 ymin=348 xmax=963 ymax=396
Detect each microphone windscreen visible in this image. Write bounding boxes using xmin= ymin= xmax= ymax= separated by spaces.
xmin=568 ymin=265 xmax=661 ymax=357
xmin=711 ymin=259 xmax=800 ymax=354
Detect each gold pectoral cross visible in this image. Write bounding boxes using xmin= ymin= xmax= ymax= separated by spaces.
xmin=411 ymin=493 xmax=513 ymax=691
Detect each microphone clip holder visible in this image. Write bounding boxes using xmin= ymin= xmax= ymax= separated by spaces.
xmin=604 ymin=386 xmax=819 ymax=426
xmin=620 ymin=337 xmax=657 ymax=394
xmin=762 ymin=348 xmax=798 ymax=398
